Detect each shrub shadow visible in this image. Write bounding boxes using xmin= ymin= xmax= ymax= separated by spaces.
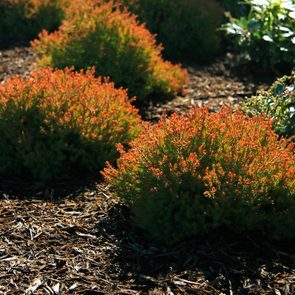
xmin=95 ymin=203 xmax=295 ymax=294
xmin=0 ymin=174 xmax=102 ymax=200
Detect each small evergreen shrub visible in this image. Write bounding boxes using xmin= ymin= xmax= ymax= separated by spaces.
xmin=0 ymin=0 xmax=64 ymax=48
xmin=32 ymin=0 xmax=188 ymax=101
xmin=103 ymin=108 xmax=295 ymax=244
xmin=118 ymin=0 xmax=224 ymax=63
xmin=242 ymin=72 xmax=295 ymax=138
xmin=222 ymin=0 xmax=295 ymax=73
xmin=0 ymin=68 xmax=141 ymax=183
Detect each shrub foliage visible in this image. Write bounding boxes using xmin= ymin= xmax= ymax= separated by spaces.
xmin=242 ymin=72 xmax=295 ymax=138
xmin=104 ymin=108 xmax=295 ymax=244
xmin=0 ymin=68 xmax=141 ymax=183
xmin=32 ymin=0 xmax=188 ymax=101
xmin=222 ymin=0 xmax=295 ymax=73
xmin=0 ymin=0 xmax=64 ymax=48
xmin=119 ymin=0 xmax=224 ymax=63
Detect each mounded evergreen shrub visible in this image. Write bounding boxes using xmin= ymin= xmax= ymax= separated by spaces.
xmin=103 ymin=108 xmax=295 ymax=244
xmin=0 ymin=68 xmax=141 ymax=183
xmin=0 ymin=0 xmax=64 ymax=48
xmin=32 ymin=0 xmax=188 ymax=101
xmin=118 ymin=0 xmax=224 ymax=63
xmin=242 ymin=72 xmax=295 ymax=138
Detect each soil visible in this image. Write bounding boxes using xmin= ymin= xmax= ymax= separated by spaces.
xmin=0 ymin=47 xmax=36 ymax=83
xmin=1 ymin=46 xmax=294 ymax=295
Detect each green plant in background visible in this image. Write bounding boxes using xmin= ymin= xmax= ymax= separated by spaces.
xmin=104 ymin=108 xmax=295 ymax=244
xmin=118 ymin=0 xmax=224 ymax=63
xmin=0 ymin=0 xmax=65 ymax=48
xmin=222 ymin=0 xmax=295 ymax=74
xmin=242 ymin=72 xmax=295 ymax=138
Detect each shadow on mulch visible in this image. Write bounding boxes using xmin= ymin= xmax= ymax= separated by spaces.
xmin=0 ymin=174 xmax=101 ymax=200
xmin=96 ymin=203 xmax=295 ymax=294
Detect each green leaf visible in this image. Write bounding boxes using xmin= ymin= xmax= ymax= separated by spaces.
xmin=274 ymin=83 xmax=285 ymax=95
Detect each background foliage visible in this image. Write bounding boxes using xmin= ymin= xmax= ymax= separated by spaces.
xmin=243 ymin=71 xmax=295 ymax=138
xmin=118 ymin=0 xmax=224 ymax=63
xmin=0 ymin=0 xmax=64 ymax=48
xmin=222 ymin=0 xmax=295 ymax=74
xmin=217 ymin=0 xmax=249 ymax=17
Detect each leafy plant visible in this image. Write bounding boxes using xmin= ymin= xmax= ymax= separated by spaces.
xmin=222 ymin=0 xmax=295 ymax=73
xmin=116 ymin=0 xmax=224 ymax=63
xmin=0 ymin=68 xmax=141 ymax=184
xmin=32 ymin=0 xmax=188 ymax=101
xmin=242 ymin=71 xmax=295 ymax=138
xmin=104 ymin=108 xmax=295 ymax=244
xmin=0 ymin=0 xmax=64 ymax=48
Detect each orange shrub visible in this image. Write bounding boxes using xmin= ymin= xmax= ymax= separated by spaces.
xmin=104 ymin=108 xmax=295 ymax=243
xmin=0 ymin=68 xmax=141 ymax=183
xmin=32 ymin=0 xmax=188 ymax=101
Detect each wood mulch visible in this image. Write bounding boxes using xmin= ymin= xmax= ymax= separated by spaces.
xmin=1 ymin=183 xmax=294 ymax=294
xmin=0 ymin=47 xmax=36 ymax=83
xmin=141 ymin=54 xmax=269 ymax=121
xmin=1 ymin=46 xmax=294 ymax=295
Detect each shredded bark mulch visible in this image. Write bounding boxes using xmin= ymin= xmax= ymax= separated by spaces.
xmin=0 ymin=47 xmax=36 ymax=83
xmin=0 ymin=184 xmax=294 ymax=294
xmin=1 ymin=46 xmax=294 ymax=295
xmin=141 ymin=54 xmax=270 ymax=121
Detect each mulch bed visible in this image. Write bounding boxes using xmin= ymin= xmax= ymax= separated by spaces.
xmin=141 ymin=54 xmax=270 ymax=121
xmin=1 ymin=46 xmax=294 ymax=294
xmin=1 ymin=184 xmax=294 ymax=294
xmin=0 ymin=47 xmax=36 ymax=83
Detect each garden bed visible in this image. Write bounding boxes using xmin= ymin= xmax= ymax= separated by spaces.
xmin=1 ymin=46 xmax=294 ymax=294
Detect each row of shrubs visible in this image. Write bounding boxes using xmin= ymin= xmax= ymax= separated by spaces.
xmin=1 ymin=0 xmax=225 ymax=63
xmin=32 ymin=0 xmax=188 ymax=101
xmin=1 ymin=67 xmax=294 ymax=244
xmin=1 ymin=0 xmax=294 ymax=73
xmin=0 ymin=0 xmax=294 ymax=244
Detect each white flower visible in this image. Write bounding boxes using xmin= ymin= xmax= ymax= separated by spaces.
xmin=250 ymin=0 xmax=269 ymax=6
xmin=279 ymin=26 xmax=294 ymax=38
xmin=280 ymin=47 xmax=288 ymax=51
xmin=281 ymin=0 xmax=295 ymax=10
